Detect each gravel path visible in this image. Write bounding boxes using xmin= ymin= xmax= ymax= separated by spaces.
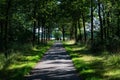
xmin=25 ymin=42 xmax=80 ymax=80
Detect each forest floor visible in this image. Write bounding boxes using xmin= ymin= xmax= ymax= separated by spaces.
xmin=0 ymin=41 xmax=53 ymax=80
xmin=63 ymin=40 xmax=120 ymax=80
xmin=25 ymin=42 xmax=80 ymax=80
xmin=0 ymin=41 xmax=120 ymax=80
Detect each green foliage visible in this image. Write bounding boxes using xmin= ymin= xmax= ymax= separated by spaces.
xmin=105 ymin=54 xmax=120 ymax=66
xmin=0 ymin=0 xmax=120 ymax=79
xmin=53 ymin=30 xmax=62 ymax=40
xmin=106 ymin=36 xmax=120 ymax=53
xmin=63 ymin=41 xmax=120 ymax=80
xmin=90 ymin=38 xmax=105 ymax=53
xmin=0 ymin=41 xmax=53 ymax=80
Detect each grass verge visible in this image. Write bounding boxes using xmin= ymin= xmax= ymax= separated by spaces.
xmin=63 ymin=40 xmax=120 ymax=80
xmin=0 ymin=41 xmax=53 ymax=80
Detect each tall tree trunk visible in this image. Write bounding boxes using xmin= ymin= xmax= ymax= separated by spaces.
xmin=46 ymin=26 xmax=49 ymax=41
xmin=4 ymin=0 xmax=11 ymax=58
xmin=98 ymin=0 xmax=103 ymax=41
xmin=44 ymin=24 xmax=47 ymax=43
xmin=44 ymin=25 xmax=47 ymax=43
xmin=41 ymin=19 xmax=45 ymax=44
xmin=102 ymin=4 xmax=107 ymax=39
xmin=48 ymin=27 xmax=50 ymax=40
xmin=41 ymin=20 xmax=44 ymax=44
xmin=107 ymin=12 xmax=110 ymax=38
xmin=78 ymin=19 xmax=82 ymax=41
xmin=37 ymin=21 xmax=40 ymax=44
xmin=0 ymin=21 xmax=3 ymax=40
xmin=62 ymin=26 xmax=65 ymax=41
xmin=70 ymin=26 xmax=74 ymax=40
xmin=0 ymin=21 xmax=3 ymax=51
xmin=74 ymin=21 xmax=78 ymax=43
xmin=91 ymin=0 xmax=94 ymax=44
xmin=82 ymin=12 xmax=86 ymax=42
xmin=117 ymin=15 xmax=120 ymax=37
xmin=33 ymin=21 xmax=36 ymax=46
xmin=32 ymin=0 xmax=37 ymax=46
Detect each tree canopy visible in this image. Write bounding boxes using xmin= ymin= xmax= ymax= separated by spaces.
xmin=0 ymin=0 xmax=120 ymax=56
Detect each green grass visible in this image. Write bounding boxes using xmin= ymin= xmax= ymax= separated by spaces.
xmin=63 ymin=40 xmax=120 ymax=80
xmin=0 ymin=41 xmax=53 ymax=80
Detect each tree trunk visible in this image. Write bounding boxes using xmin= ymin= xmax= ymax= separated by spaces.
xmin=70 ymin=26 xmax=74 ymax=40
xmin=32 ymin=0 xmax=37 ymax=46
xmin=41 ymin=19 xmax=45 ymax=44
xmin=74 ymin=21 xmax=78 ymax=43
xmin=48 ymin=27 xmax=51 ymax=40
xmin=33 ymin=21 xmax=36 ymax=46
xmin=102 ymin=4 xmax=107 ymax=39
xmin=62 ymin=26 xmax=65 ymax=41
xmin=91 ymin=0 xmax=94 ymax=44
xmin=44 ymin=25 xmax=47 ymax=44
xmin=41 ymin=20 xmax=44 ymax=44
xmin=46 ymin=27 xmax=49 ymax=41
xmin=4 ymin=0 xmax=11 ymax=58
xmin=117 ymin=16 xmax=120 ymax=37
xmin=98 ymin=0 xmax=103 ymax=41
xmin=82 ymin=13 xmax=86 ymax=42
xmin=78 ymin=19 xmax=82 ymax=41
xmin=0 ymin=21 xmax=4 ymax=51
xmin=107 ymin=12 xmax=110 ymax=38
xmin=37 ymin=21 xmax=40 ymax=44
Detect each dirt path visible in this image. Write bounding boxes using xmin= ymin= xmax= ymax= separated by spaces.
xmin=25 ymin=42 xmax=80 ymax=80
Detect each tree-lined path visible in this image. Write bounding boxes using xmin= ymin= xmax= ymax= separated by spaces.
xmin=25 ymin=42 xmax=80 ymax=80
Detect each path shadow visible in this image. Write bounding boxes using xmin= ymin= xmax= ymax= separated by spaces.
xmin=25 ymin=68 xmax=79 ymax=80
xmin=25 ymin=42 xmax=81 ymax=80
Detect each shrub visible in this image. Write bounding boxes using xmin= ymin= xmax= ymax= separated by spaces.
xmin=106 ymin=36 xmax=120 ymax=53
xmin=90 ymin=38 xmax=105 ymax=53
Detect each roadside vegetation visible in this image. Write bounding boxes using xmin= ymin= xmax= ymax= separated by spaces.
xmin=0 ymin=0 xmax=120 ymax=80
xmin=63 ymin=40 xmax=120 ymax=80
xmin=0 ymin=41 xmax=53 ymax=80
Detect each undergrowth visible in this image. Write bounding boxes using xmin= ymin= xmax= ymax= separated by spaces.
xmin=63 ymin=40 xmax=120 ymax=80
xmin=0 ymin=41 xmax=53 ymax=80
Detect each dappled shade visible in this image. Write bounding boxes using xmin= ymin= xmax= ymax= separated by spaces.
xmin=25 ymin=42 xmax=80 ymax=80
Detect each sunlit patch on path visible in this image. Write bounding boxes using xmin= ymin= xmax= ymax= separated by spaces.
xmin=25 ymin=42 xmax=80 ymax=80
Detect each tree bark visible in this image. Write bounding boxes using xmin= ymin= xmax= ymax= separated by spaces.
xmin=41 ymin=20 xmax=44 ymax=43
xmin=91 ymin=0 xmax=94 ymax=44
xmin=32 ymin=0 xmax=37 ymax=46
xmin=41 ymin=19 xmax=45 ymax=44
xmin=107 ymin=12 xmax=110 ymax=38
xmin=98 ymin=0 xmax=103 ymax=41
xmin=4 ymin=0 xmax=11 ymax=58
xmin=37 ymin=21 xmax=40 ymax=44
xmin=78 ymin=20 xmax=82 ymax=41
xmin=82 ymin=13 xmax=86 ymax=42
xmin=70 ymin=26 xmax=74 ymax=40
xmin=74 ymin=21 xmax=78 ymax=43
xmin=102 ymin=4 xmax=107 ymax=39
xmin=62 ymin=26 xmax=65 ymax=41
xmin=0 ymin=21 xmax=4 ymax=51
xmin=117 ymin=16 xmax=120 ymax=37
xmin=44 ymin=25 xmax=47 ymax=43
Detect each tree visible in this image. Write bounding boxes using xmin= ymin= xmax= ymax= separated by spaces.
xmin=91 ymin=0 xmax=94 ymax=44
xmin=98 ymin=0 xmax=103 ymax=41
xmin=53 ymin=29 xmax=62 ymax=40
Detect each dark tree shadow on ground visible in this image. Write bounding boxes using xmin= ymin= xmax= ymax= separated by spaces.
xmin=24 ymin=42 xmax=81 ymax=80
xmin=0 ymin=44 xmax=50 ymax=80
xmin=63 ymin=43 xmax=120 ymax=80
xmin=0 ymin=66 xmax=32 ymax=80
